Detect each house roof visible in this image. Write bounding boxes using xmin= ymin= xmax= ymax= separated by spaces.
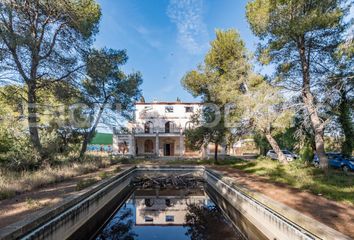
xmin=135 ymin=102 xmax=202 ymax=105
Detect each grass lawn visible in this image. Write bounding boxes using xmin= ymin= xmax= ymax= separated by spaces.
xmin=217 ymin=157 xmax=354 ymax=205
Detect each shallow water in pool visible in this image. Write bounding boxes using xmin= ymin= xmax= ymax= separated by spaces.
xmin=95 ymin=188 xmax=244 ymax=240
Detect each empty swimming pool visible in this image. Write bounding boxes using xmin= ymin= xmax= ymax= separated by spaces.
xmin=3 ymin=166 xmax=347 ymax=240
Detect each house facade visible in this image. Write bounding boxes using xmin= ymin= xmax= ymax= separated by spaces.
xmin=113 ymin=101 xmax=209 ymax=157
xmin=113 ymin=100 xmax=260 ymax=158
xmin=114 ymin=100 xmax=234 ymax=157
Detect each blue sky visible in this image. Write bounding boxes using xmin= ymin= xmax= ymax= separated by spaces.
xmin=93 ymin=0 xmax=353 ymax=133
xmin=94 ymin=0 xmax=260 ymax=102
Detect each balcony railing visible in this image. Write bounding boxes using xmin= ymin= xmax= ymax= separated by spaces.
xmin=132 ymin=127 xmax=181 ymax=134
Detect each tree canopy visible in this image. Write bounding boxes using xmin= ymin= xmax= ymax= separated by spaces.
xmin=0 ymin=0 xmax=101 ymax=153
xmin=80 ymin=48 xmax=142 ymax=156
xmin=182 ymin=29 xmax=250 ymax=162
xmin=246 ymin=0 xmax=352 ymax=169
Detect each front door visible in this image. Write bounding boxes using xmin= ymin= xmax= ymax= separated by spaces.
xmin=164 ymin=143 xmax=175 ymax=156
xmin=165 ymin=144 xmax=171 ymax=156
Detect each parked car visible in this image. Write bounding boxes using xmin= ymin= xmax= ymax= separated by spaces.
xmin=266 ymin=150 xmax=298 ymax=161
xmin=313 ymin=153 xmax=354 ymax=172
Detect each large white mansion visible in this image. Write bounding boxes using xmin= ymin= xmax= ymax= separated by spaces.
xmin=113 ymin=100 xmax=225 ymax=157
xmin=113 ymin=100 xmax=259 ymax=157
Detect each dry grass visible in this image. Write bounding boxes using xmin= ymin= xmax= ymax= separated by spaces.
xmin=75 ymin=169 xmax=116 ymax=191
xmin=25 ymin=197 xmax=46 ymax=209
xmin=0 ymin=157 xmax=113 ymax=200
xmin=75 ymin=178 xmax=99 ymax=191
xmin=226 ymin=157 xmax=354 ymax=205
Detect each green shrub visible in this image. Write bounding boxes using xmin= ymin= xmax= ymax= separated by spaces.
xmin=120 ymin=157 xmax=131 ymax=164
xmin=110 ymin=155 xmax=121 ymax=164
xmin=0 ymin=127 xmax=14 ymax=153
xmin=0 ymin=188 xmax=15 ymax=200
xmin=256 ymin=155 xmax=271 ymax=161
xmin=299 ymin=144 xmax=314 ymax=163
xmin=98 ymin=171 xmax=111 ymax=180
xmin=26 ymin=197 xmax=42 ymax=208
xmin=75 ymin=178 xmax=99 ymax=191
xmin=1 ymin=137 xmax=41 ymax=171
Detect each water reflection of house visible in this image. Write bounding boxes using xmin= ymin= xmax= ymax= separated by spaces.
xmin=133 ymin=189 xmax=207 ymax=225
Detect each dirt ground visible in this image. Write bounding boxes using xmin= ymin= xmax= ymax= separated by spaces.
xmin=212 ymin=166 xmax=354 ymax=238
xmin=0 ymin=164 xmax=127 ymax=229
xmin=0 ymin=164 xmax=353 ymax=238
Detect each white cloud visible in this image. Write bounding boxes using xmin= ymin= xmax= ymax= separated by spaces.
xmin=134 ymin=25 xmax=162 ymax=49
xmin=167 ymin=0 xmax=209 ymax=55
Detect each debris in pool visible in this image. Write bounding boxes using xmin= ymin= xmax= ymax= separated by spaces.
xmin=132 ymin=173 xmax=204 ymax=189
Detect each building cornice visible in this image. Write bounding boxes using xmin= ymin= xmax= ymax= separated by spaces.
xmin=135 ymin=102 xmax=202 ymax=105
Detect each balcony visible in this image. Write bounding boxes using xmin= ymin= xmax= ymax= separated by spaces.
xmin=132 ymin=126 xmax=181 ymax=135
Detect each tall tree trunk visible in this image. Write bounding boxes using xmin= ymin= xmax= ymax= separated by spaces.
xmin=298 ymin=38 xmax=328 ymax=169
xmin=80 ymin=104 xmax=106 ymax=158
xmin=265 ymin=132 xmax=288 ymax=164
xmin=214 ymin=143 xmax=218 ymax=164
xmin=201 ymin=143 xmax=208 ymax=160
xmin=338 ymin=89 xmax=353 ymax=156
xmin=303 ymin=91 xmax=328 ymax=169
xmin=27 ymin=81 xmax=42 ymax=153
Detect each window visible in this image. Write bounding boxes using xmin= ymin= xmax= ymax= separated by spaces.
xmin=165 ymin=215 xmax=174 ymax=222
xmin=185 ymin=106 xmax=194 ymax=113
xmin=165 ymin=106 xmax=174 ymax=113
xmin=144 ymin=121 xmax=153 ymax=133
xmin=165 ymin=121 xmax=171 ymax=133
xmin=144 ymin=216 xmax=154 ymax=222
xmin=145 ymin=198 xmax=154 ymax=207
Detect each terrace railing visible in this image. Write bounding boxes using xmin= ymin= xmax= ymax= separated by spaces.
xmin=132 ymin=126 xmax=181 ymax=134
